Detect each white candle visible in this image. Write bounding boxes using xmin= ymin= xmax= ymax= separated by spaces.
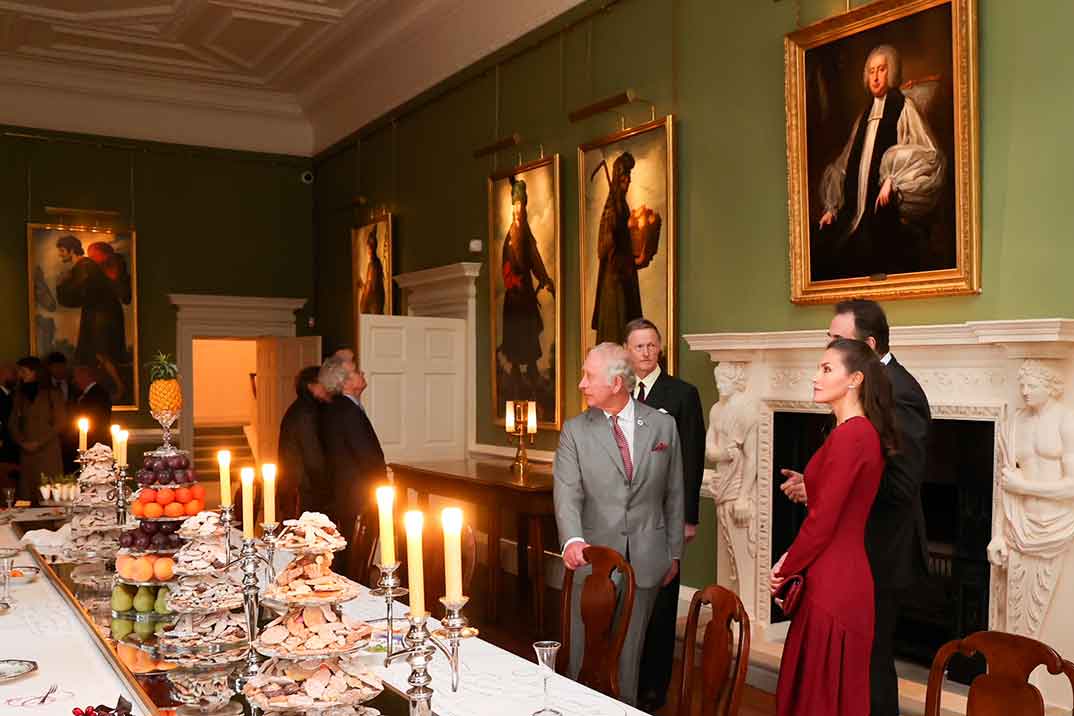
xmin=376 ymin=486 xmax=396 ymax=566
xmin=241 ymin=467 xmax=255 ymax=540
xmin=404 ymin=510 xmax=425 ymax=618
xmin=505 ymin=401 xmax=515 ymax=433
xmin=218 ymin=451 xmax=232 ymax=508
xmin=527 ymin=400 xmax=537 ymax=435
xmin=442 ymin=507 xmax=464 ymax=603
xmin=110 ymin=424 xmax=120 ymax=455
xmin=262 ymin=464 xmax=276 ymax=525
xmin=117 ymin=430 xmax=129 ymax=467
xmin=77 ymin=418 xmax=89 ymax=452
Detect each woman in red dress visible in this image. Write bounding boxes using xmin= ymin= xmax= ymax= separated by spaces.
xmin=771 ymin=338 xmax=897 ymax=716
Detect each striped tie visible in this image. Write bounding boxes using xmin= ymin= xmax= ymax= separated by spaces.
xmin=610 ymin=414 xmax=634 ymax=481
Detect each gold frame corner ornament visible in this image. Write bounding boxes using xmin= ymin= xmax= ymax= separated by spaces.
xmin=487 ymin=154 xmax=564 ymax=431
xmin=785 ymin=0 xmax=980 ymax=305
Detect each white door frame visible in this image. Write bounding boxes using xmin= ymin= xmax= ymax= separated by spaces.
xmin=169 ymin=294 xmax=307 ymax=451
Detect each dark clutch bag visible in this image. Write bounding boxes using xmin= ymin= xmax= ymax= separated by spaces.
xmin=775 ymin=574 xmax=805 ymax=616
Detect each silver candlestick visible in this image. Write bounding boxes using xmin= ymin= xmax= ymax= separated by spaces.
xmin=114 ymin=464 xmax=130 ymax=527
xmin=219 ymin=504 xmax=234 ymax=564
xmin=433 ymin=596 xmax=479 ymax=693
xmin=260 ymin=522 xmax=279 ymax=581
xmin=235 ymin=537 xmax=265 ymax=687
xmin=385 ymin=613 xmax=442 ymax=716
xmin=368 ymin=561 xmax=408 ymax=664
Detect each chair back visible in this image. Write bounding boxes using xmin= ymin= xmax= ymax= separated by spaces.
xmin=346 ymin=508 xmax=381 ymax=586
xmin=925 ymin=631 xmax=1074 ymax=716
xmin=558 ymin=545 xmax=635 ymax=700
xmin=678 ymin=585 xmax=751 ymax=716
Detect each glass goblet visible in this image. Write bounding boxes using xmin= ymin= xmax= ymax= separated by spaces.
xmin=532 ymin=640 xmax=562 ymax=716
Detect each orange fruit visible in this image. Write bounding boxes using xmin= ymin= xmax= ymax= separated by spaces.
xmin=153 ymin=557 xmax=174 ymax=581
xmin=174 ymin=487 xmax=192 ymax=504
xmin=163 ymin=502 xmax=184 ymax=517
xmin=130 ymin=501 xmax=145 ymax=518
xmin=130 ymin=557 xmax=154 ymax=582
xmin=156 ymin=488 xmax=175 ymax=505
xmin=190 ymin=484 xmax=206 ymax=500
xmin=143 ymin=502 xmax=164 ymax=519
xmin=184 ymin=499 xmax=203 ymax=516
xmin=116 ymin=555 xmax=133 ymax=578
xmin=138 ymin=488 xmax=157 ymax=504
xmin=144 ymin=554 xmax=159 ymax=565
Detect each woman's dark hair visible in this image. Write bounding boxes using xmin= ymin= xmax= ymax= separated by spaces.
xmin=294 ymin=365 xmax=321 ymax=398
xmin=826 ymin=338 xmax=898 ymax=456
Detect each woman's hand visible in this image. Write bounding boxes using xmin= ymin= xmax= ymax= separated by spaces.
xmin=769 ymin=552 xmax=788 ymax=594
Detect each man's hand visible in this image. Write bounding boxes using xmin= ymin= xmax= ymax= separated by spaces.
xmin=780 ymin=469 xmax=807 ymax=504
xmin=876 ymin=177 xmax=895 ymax=209
xmin=819 ymin=210 xmax=836 ymax=229
xmin=684 ymin=523 xmax=698 ymax=544
xmin=661 ymin=559 xmax=680 ymax=587
xmin=562 ymin=541 xmax=591 ymax=570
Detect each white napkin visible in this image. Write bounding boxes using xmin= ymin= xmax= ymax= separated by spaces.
xmin=20 ymin=523 xmax=72 ymax=552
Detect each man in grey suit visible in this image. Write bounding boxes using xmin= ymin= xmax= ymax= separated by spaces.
xmin=554 ymin=342 xmax=685 ymax=706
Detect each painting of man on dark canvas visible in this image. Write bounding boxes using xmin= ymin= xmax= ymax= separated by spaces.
xmin=807 ymin=4 xmax=955 ymax=282
xmin=28 ymin=226 xmax=138 ymax=410
xmin=489 ymin=156 xmax=561 ymax=429
xmin=591 ymin=152 xmax=643 ymax=345
xmin=352 ymin=216 xmax=393 ymax=318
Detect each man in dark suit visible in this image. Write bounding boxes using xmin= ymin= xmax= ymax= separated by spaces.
xmin=278 ymin=366 xmax=329 ymax=521
xmin=0 ymin=363 xmax=17 ymax=488
xmin=782 ymin=299 xmax=930 ymax=716
xmin=624 ymin=318 xmax=707 ymax=712
xmin=317 ymin=354 xmax=385 ymax=568
xmin=71 ymin=364 xmax=112 ymax=449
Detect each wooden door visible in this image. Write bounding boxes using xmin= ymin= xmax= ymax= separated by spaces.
xmin=254 ymin=336 xmax=322 ymax=464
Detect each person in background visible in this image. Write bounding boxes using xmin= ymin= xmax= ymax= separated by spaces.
xmin=0 ymin=363 xmax=18 ymax=492
xmin=72 ymin=364 xmax=112 ymax=448
xmin=10 ymin=356 xmax=65 ymax=503
xmin=278 ymin=366 xmax=329 ymax=521
xmin=624 ymin=318 xmax=706 ymax=713
xmin=318 ymin=355 xmax=385 ymax=569
xmin=46 ymin=351 xmax=70 ymax=402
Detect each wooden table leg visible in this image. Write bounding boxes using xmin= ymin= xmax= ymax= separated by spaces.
xmin=487 ymin=507 xmax=501 ymax=622
xmin=528 ymin=514 xmax=545 ymax=634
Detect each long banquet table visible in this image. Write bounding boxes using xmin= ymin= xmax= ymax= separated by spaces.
xmin=0 ymin=509 xmax=644 ymax=716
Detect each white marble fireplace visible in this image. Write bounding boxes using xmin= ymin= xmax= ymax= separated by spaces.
xmin=686 ymin=319 xmax=1074 ymax=711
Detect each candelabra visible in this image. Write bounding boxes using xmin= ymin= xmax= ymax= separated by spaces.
xmin=235 ymin=537 xmax=267 ymax=688
xmin=506 ymin=400 xmax=537 ymax=475
xmin=369 ymin=562 xmax=408 ymax=664
xmin=386 ymin=602 xmax=477 ymax=716
xmin=114 ymin=464 xmax=130 ymax=527
xmin=260 ymin=522 xmax=279 ymax=581
xmin=432 ymin=596 xmax=479 ymax=693
xmin=219 ymin=504 xmax=234 ymax=565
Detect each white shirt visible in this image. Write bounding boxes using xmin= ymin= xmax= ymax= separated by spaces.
xmin=78 ymin=382 xmax=97 ymax=400
xmin=880 ymin=352 xmax=892 ymax=365
xmin=634 ymin=365 xmax=661 ymax=402
xmin=564 ymin=398 xmax=638 ymax=550
xmin=851 ymin=94 xmax=887 ymax=233
xmin=0 ymin=385 xmax=9 ymax=397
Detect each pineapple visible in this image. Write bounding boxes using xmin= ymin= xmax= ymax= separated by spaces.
xmin=146 ymin=351 xmax=182 ymax=414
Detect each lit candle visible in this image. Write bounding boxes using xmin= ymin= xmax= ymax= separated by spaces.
xmin=527 ymin=400 xmax=537 ymax=435
xmin=375 ymin=486 xmax=396 ymax=566
xmin=117 ymin=430 xmax=129 ymax=467
xmin=262 ymin=464 xmax=276 ymax=525
xmin=404 ymin=510 xmax=425 ymax=618
xmin=218 ymin=451 xmax=232 ymax=508
xmin=442 ymin=507 xmax=464 ymax=603
xmin=505 ymin=401 xmax=515 ymax=433
xmin=110 ymin=424 xmax=121 ymax=454
xmin=77 ymin=418 xmax=89 ymax=452
xmin=241 ymin=467 xmax=255 ymax=540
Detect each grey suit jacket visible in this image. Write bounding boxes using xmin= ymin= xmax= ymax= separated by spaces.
xmin=554 ymin=401 xmax=685 ymax=589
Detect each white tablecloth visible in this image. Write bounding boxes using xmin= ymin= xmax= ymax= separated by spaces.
xmin=0 ymin=523 xmax=144 ymax=712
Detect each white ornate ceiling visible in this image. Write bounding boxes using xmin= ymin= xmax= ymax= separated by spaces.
xmin=0 ymin=0 xmax=584 ymax=155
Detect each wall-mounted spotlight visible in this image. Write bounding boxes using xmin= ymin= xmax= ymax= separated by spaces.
xmin=472 ymin=133 xmax=522 ymax=159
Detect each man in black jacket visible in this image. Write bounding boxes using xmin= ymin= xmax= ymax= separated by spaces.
xmin=0 ymin=363 xmax=17 ymax=489
xmin=71 ymin=364 xmax=112 ymax=448
xmin=625 ymin=318 xmax=707 ymax=712
xmin=317 ymin=354 xmax=385 ymax=568
xmin=278 ymin=366 xmax=328 ymax=522
xmin=782 ymin=299 xmax=930 ymax=716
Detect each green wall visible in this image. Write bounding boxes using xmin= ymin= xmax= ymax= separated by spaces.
xmin=0 ymin=127 xmax=315 ymax=427
xmin=313 ymin=0 xmax=1074 ymax=588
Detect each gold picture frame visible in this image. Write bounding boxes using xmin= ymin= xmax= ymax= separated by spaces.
xmin=579 ymin=115 xmax=676 ymax=373
xmin=27 ymin=223 xmax=140 ymax=411
xmin=488 ymin=155 xmax=562 ymax=430
xmin=785 ymin=0 xmax=979 ymax=304
xmin=352 ymin=215 xmax=394 ymax=319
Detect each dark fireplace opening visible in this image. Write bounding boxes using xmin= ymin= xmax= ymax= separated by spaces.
xmin=770 ymin=412 xmax=993 ymax=684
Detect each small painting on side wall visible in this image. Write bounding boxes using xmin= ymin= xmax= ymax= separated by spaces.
xmin=352 ymin=216 xmax=393 ymax=317
xmin=27 ymin=224 xmax=140 ymax=411
xmin=489 ymin=155 xmax=562 ymax=429
xmin=785 ymin=0 xmax=979 ymax=303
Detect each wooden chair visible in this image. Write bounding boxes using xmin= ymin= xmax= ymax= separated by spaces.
xmin=558 ymin=545 xmax=636 ymax=700
xmin=677 ymin=585 xmax=751 ymax=716
xmin=925 ymin=631 xmax=1074 ymax=716
xmin=346 ymin=507 xmax=382 ymax=587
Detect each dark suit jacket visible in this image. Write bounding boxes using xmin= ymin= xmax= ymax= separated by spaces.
xmin=279 ymin=392 xmax=327 ymax=519
xmin=318 ymin=394 xmax=386 ymax=529
xmin=0 ymin=387 xmax=15 ymax=464
xmin=641 ymin=371 xmax=707 ymax=526
xmin=74 ymin=383 xmax=113 ymax=449
xmin=867 ymin=356 xmax=931 ymax=591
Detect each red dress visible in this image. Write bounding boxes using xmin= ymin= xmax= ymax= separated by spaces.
xmin=775 ymin=416 xmax=883 ymax=716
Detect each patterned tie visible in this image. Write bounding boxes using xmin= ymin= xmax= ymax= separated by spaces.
xmin=636 ymin=382 xmax=646 ymax=403
xmin=610 ymin=414 xmax=634 ymax=482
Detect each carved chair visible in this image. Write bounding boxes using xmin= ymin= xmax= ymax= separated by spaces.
xmin=346 ymin=507 xmax=382 ymax=587
xmin=925 ymin=631 xmax=1074 ymax=716
xmin=558 ymin=546 xmax=636 ymax=700
xmin=677 ymin=585 xmax=751 ymax=716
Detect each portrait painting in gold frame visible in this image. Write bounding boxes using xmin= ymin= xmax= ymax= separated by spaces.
xmin=785 ymin=0 xmax=979 ymax=304
xmin=352 ymin=215 xmax=393 ymax=318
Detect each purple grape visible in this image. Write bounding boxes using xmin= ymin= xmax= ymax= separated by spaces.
xmin=119 ymin=532 xmax=134 ymax=548
xmin=150 ymin=533 xmax=168 ymax=548
xmin=145 ymin=458 xmax=162 ymax=472
xmin=177 ymin=455 xmax=190 ymax=470
xmin=165 ymin=455 xmax=183 ymax=470
xmin=167 ymin=533 xmax=182 ymax=548
xmin=132 ymin=533 xmax=150 ymax=550
xmin=141 ymin=521 xmax=159 ymax=535
xmin=154 ymin=469 xmax=172 ymax=485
